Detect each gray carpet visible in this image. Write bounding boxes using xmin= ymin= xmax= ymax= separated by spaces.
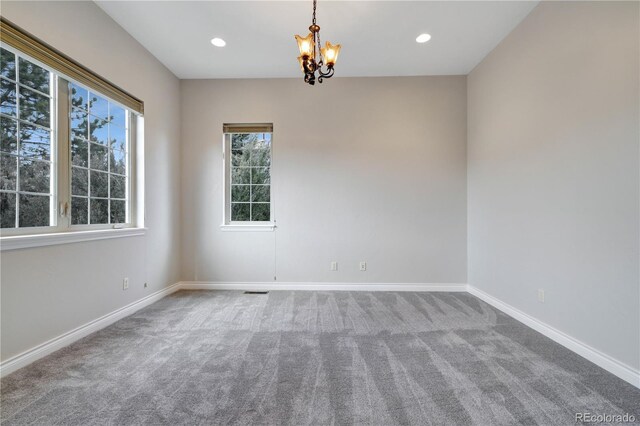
xmin=1 ymin=290 xmax=639 ymax=425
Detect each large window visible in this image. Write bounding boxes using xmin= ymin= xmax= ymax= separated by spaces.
xmin=0 ymin=44 xmax=137 ymax=235
xmin=223 ymin=124 xmax=273 ymax=225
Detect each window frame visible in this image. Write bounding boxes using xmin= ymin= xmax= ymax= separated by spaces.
xmin=221 ymin=128 xmax=275 ymax=231
xmin=1 ymin=45 xmax=59 ymax=235
xmin=66 ymin=80 xmax=135 ymax=231
xmin=0 ymin=44 xmax=141 ymax=240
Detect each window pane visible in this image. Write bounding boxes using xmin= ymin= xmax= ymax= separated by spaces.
xmin=231 ymin=185 xmax=250 ymax=202
xmin=231 ymin=167 xmax=251 ymax=185
xmin=231 ymin=149 xmax=249 ymax=167
xmin=19 ymin=193 xmax=49 ymax=227
xmin=90 ymin=143 xmax=108 ymax=171
xmin=1 ymin=154 xmax=17 ymax=190
xmin=232 ymin=133 xmax=256 ymax=150
xmin=69 ymin=89 xmax=132 ymax=227
xmin=1 ymin=78 xmax=16 ymax=117
xmin=251 ymin=203 xmax=270 ymax=222
xmin=251 ymin=167 xmax=270 ymax=185
xmin=70 ymin=83 xmax=88 ymax=110
xmin=252 ymin=185 xmax=270 ymax=203
xmin=19 ymin=158 xmax=50 ymax=193
xmin=226 ymin=131 xmax=272 ymax=224
xmin=89 ymin=93 xmax=108 ymax=120
xmin=110 ymin=105 xmax=126 ymax=128
xmin=71 ymin=138 xmax=88 ymax=167
xmin=20 ymin=124 xmax=50 ymax=159
xmin=18 ymin=57 xmax=50 ymax=94
xmin=72 ymin=167 xmax=88 ymax=196
xmin=19 ymin=86 xmax=50 ymax=127
xmin=0 ymin=192 xmax=16 ymax=228
xmin=71 ymin=108 xmax=88 ymax=140
xmin=111 ymin=149 xmax=126 ymax=175
xmin=89 ymin=117 xmax=108 ymax=145
xmin=109 ymin=124 xmax=126 ymax=152
xmin=231 ymin=203 xmax=250 ymax=221
xmin=110 ymin=199 xmax=125 ymax=224
xmin=71 ymin=196 xmax=88 ymax=225
xmin=255 ymin=133 xmax=271 ymax=149
xmin=90 ymin=198 xmax=108 ymax=224
xmin=0 ymin=48 xmax=16 ymax=81
xmin=90 ymin=170 xmax=108 ymax=198
xmin=1 ymin=116 xmax=17 ymax=154
xmin=110 ymin=174 xmax=126 ymax=199
xmin=251 ymin=149 xmax=270 ymax=167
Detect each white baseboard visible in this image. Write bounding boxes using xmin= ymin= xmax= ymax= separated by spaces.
xmin=0 ymin=282 xmax=182 ymax=378
xmin=467 ymin=285 xmax=640 ymax=389
xmin=177 ymin=281 xmax=468 ymax=292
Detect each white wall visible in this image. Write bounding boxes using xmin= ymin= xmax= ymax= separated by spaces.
xmin=181 ymin=77 xmax=467 ymax=285
xmin=468 ymin=1 xmax=639 ymax=370
xmin=0 ymin=1 xmax=182 ymax=361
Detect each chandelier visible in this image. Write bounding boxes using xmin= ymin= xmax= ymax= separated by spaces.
xmin=295 ymin=0 xmax=341 ymax=85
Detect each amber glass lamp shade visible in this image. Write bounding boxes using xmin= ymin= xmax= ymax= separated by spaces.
xmin=295 ymin=33 xmax=314 ymax=58
xmin=320 ymin=41 xmax=341 ymax=66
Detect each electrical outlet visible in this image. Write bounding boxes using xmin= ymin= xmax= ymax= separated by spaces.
xmin=359 ymin=261 xmax=367 ymax=271
xmin=123 ymin=277 xmax=129 ymax=290
xmin=330 ymin=261 xmax=338 ymax=271
xmin=538 ymin=289 xmax=544 ymax=303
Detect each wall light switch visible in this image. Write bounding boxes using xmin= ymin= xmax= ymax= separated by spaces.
xmin=359 ymin=261 xmax=367 ymax=271
xmin=123 ymin=277 xmax=129 ymax=290
xmin=330 ymin=261 xmax=338 ymax=271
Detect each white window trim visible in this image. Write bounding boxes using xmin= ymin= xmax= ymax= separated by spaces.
xmin=220 ymin=224 xmax=275 ymax=232
xmin=221 ymin=130 xmax=275 ymax=232
xmin=0 ymin=227 xmax=146 ymax=251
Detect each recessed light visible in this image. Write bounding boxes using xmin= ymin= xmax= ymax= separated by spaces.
xmin=211 ymin=38 xmax=226 ymax=47
xmin=416 ymin=33 xmax=431 ymax=43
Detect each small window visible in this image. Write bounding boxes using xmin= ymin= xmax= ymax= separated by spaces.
xmin=223 ymin=124 xmax=273 ymax=226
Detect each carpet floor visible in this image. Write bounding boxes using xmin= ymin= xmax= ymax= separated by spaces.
xmin=1 ymin=290 xmax=639 ymax=425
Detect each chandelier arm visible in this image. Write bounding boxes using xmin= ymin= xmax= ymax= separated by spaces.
xmin=317 ymin=65 xmax=334 ymax=83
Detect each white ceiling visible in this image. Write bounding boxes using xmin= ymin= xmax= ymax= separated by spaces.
xmin=96 ymin=1 xmax=538 ymax=79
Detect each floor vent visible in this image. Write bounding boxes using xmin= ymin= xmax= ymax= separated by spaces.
xmin=244 ymin=291 xmax=269 ymax=295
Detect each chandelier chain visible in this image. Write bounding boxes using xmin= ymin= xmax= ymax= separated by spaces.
xmin=316 ymin=31 xmax=322 ymax=65
xmin=312 ymin=0 xmax=317 ymax=25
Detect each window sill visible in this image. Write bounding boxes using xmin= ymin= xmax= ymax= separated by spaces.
xmin=0 ymin=228 xmax=147 ymax=251
xmin=220 ymin=224 xmax=276 ymax=232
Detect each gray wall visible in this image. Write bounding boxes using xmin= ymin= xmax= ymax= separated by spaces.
xmin=181 ymin=77 xmax=468 ymax=285
xmin=467 ymin=1 xmax=639 ymax=370
xmin=0 ymin=1 xmax=182 ymax=361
